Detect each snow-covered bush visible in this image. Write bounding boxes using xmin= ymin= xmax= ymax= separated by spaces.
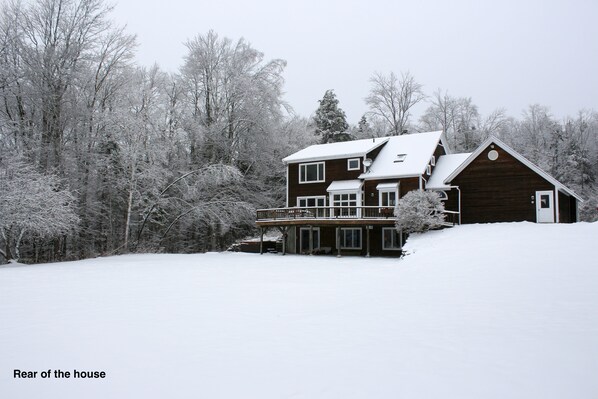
xmin=395 ymin=190 xmax=446 ymax=233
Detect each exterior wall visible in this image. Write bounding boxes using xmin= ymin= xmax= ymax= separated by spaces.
xmin=558 ymin=191 xmax=578 ymax=223
xmin=288 ymin=158 xmax=363 ymax=206
xmin=363 ymin=177 xmax=419 ymax=207
xmin=451 ymin=144 xmax=554 ymax=224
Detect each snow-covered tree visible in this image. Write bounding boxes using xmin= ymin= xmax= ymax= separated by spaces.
xmin=0 ymin=157 xmax=79 ymax=262
xmin=395 ymin=190 xmax=445 ymax=234
xmin=180 ymin=30 xmax=287 ymax=165
xmin=313 ymin=89 xmax=349 ymax=143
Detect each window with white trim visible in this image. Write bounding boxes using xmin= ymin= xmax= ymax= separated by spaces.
xmin=431 ymin=155 xmax=436 ymax=166
xmin=297 ymin=196 xmax=326 ymax=208
xmin=382 ymin=228 xmax=402 ymax=250
xmin=299 ymin=162 xmax=325 ymax=183
xmin=379 ymin=191 xmax=397 ymax=207
xmin=332 ymin=193 xmax=358 ymax=216
xmin=340 ymin=228 xmax=362 ymax=249
xmin=297 ymin=196 xmax=326 ymax=217
xmin=347 ymin=158 xmax=360 ymax=170
xmin=426 ymin=164 xmax=432 ymax=175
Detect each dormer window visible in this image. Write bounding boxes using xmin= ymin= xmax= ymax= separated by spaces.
xmin=394 ymin=154 xmax=407 ymax=163
xmin=347 ymin=158 xmax=360 ymax=170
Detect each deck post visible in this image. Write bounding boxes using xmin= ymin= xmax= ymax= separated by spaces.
xmin=277 ymin=226 xmax=288 ymax=256
xmin=336 ymin=227 xmax=341 ymax=257
xmin=309 ymin=225 xmax=314 ymax=255
xmin=259 ymin=227 xmax=264 ymax=255
xmin=366 ymin=226 xmax=371 ymax=257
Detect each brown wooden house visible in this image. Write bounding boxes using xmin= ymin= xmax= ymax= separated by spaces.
xmin=256 ymin=132 xmax=581 ymax=256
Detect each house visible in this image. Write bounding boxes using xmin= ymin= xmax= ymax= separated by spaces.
xmin=255 ymin=131 xmax=582 ymax=256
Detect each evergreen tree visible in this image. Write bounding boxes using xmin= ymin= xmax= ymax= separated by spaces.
xmin=314 ymin=90 xmax=349 ymax=143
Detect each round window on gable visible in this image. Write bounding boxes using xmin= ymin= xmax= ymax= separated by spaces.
xmin=488 ymin=150 xmax=499 ymax=161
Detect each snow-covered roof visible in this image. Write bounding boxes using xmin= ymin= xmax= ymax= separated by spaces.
xmin=327 ymin=180 xmax=363 ymax=192
xmin=445 ymin=136 xmax=583 ymax=201
xmin=282 ymin=137 xmax=388 ymax=164
xmin=360 ymin=131 xmax=445 ymax=179
xmin=376 ymin=182 xmax=399 ymax=190
xmin=426 ymin=153 xmax=472 ymax=190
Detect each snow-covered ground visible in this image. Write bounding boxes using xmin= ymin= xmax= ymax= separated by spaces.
xmin=1 ymin=222 xmax=597 ymax=399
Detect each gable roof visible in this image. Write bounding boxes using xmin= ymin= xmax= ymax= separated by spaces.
xmin=426 ymin=153 xmax=472 ymax=190
xmin=444 ymin=136 xmax=583 ymax=201
xmin=282 ymin=137 xmax=389 ymax=164
xmin=360 ymin=131 xmax=446 ymax=180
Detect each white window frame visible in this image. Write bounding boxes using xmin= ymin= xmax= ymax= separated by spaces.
xmin=377 ymin=183 xmax=399 ymax=208
xmin=297 ymin=196 xmax=326 ymax=208
xmin=431 ymin=155 xmax=436 ymax=166
xmin=347 ymin=158 xmax=360 ymax=171
xmin=299 ymin=162 xmax=325 ymax=184
xmin=378 ymin=189 xmax=397 ymax=208
xmin=340 ymin=228 xmax=362 ymax=250
xmin=330 ymin=190 xmax=361 ymax=217
xmin=426 ymin=164 xmax=432 ymax=175
xmin=297 ymin=196 xmax=326 ymax=217
xmin=437 ymin=190 xmax=448 ymax=200
xmin=382 ymin=227 xmax=402 ymax=251
xmin=300 ymin=227 xmax=320 ymax=252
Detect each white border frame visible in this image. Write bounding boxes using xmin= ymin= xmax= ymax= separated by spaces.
xmin=382 ymin=227 xmax=402 ymax=251
xmin=340 ymin=227 xmax=362 ymax=250
xmin=296 ymin=196 xmax=327 ymax=207
xmin=299 ymin=161 xmax=325 ymax=184
xmin=347 ymin=158 xmax=361 ymax=170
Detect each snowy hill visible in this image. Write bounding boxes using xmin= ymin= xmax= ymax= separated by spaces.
xmin=1 ymin=222 xmax=597 ymax=399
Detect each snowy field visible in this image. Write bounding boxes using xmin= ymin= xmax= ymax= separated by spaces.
xmin=1 ymin=222 xmax=597 ymax=399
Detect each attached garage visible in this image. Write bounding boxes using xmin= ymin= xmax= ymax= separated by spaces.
xmin=431 ymin=137 xmax=581 ymax=224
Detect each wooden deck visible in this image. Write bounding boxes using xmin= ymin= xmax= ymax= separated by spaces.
xmin=256 ymin=206 xmax=397 ymax=227
xmin=256 ymin=206 xmax=459 ymax=227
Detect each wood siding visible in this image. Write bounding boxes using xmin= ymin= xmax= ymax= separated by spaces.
xmin=558 ymin=191 xmax=577 ymax=223
xmin=451 ymin=144 xmax=554 ymax=223
xmin=363 ymin=177 xmax=420 ymax=206
xmin=288 ymin=158 xmax=363 ymax=204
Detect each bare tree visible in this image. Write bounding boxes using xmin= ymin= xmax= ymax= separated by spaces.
xmin=365 ymin=71 xmax=426 ymax=135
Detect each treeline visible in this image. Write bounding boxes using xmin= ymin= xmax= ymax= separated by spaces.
xmin=0 ymin=0 xmax=596 ymax=264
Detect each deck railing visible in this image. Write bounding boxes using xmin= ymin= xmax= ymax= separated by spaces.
xmin=256 ymin=206 xmax=460 ymax=225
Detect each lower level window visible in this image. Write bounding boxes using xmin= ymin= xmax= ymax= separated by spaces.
xmin=382 ymin=228 xmax=402 ymax=250
xmin=340 ymin=228 xmax=362 ymax=249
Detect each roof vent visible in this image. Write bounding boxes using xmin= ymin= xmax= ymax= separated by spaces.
xmin=394 ymin=154 xmax=407 ymax=163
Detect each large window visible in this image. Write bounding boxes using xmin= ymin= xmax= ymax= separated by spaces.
xmin=299 ymin=162 xmax=325 ymax=183
xmin=382 ymin=228 xmax=402 ymax=250
xmin=297 ymin=196 xmax=326 ymax=217
xmin=340 ymin=228 xmax=362 ymax=249
xmin=332 ymin=193 xmax=358 ymax=216
xmin=297 ymin=196 xmax=326 ymax=208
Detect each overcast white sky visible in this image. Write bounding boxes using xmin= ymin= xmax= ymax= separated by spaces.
xmin=113 ymin=0 xmax=598 ymax=124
